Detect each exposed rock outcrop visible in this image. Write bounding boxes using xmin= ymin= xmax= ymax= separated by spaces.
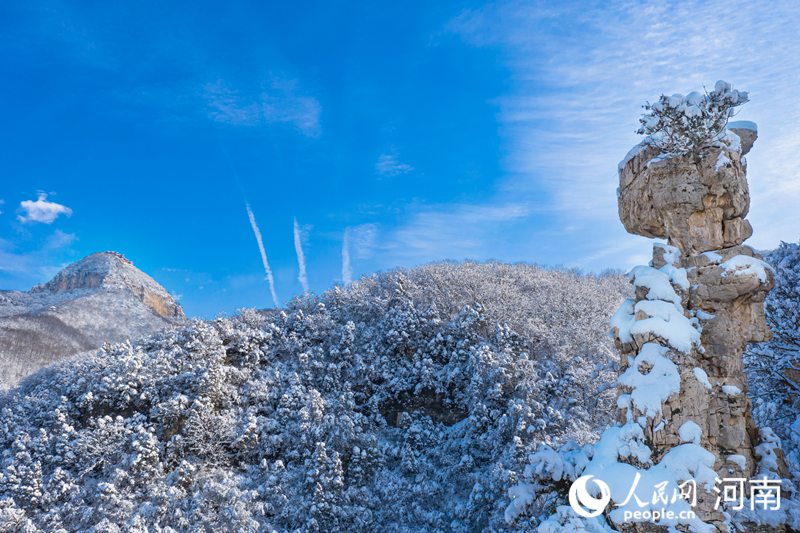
xmin=32 ymin=251 xmax=184 ymax=320
xmin=611 ymin=124 xmax=784 ymax=531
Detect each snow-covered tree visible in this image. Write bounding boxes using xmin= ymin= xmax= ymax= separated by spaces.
xmin=637 ymin=80 xmax=748 ymax=156
xmin=0 ymin=261 xmax=628 ymax=531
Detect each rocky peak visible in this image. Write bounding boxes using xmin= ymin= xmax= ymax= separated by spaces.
xmin=32 ymin=251 xmax=184 ymax=321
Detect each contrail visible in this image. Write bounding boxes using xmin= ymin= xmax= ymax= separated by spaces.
xmin=293 ymin=217 xmax=309 ymax=294
xmin=341 ymin=228 xmax=352 ymax=284
xmin=245 ymin=203 xmax=280 ymax=307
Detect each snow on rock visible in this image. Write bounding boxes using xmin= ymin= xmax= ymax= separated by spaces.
xmin=702 ymin=251 xmax=723 ymax=264
xmin=654 ymin=243 xmax=681 ymax=266
xmin=694 ymin=309 xmax=715 ymax=321
xmin=659 ymin=264 xmax=689 ymax=291
xmin=721 ymin=255 xmax=773 ymax=283
xmin=726 ymin=454 xmax=747 ymax=470
xmin=727 ymin=120 xmax=758 ymax=132
xmin=629 ymin=265 xmax=682 ymax=305
xmin=618 ymin=343 xmax=680 ymax=418
xmin=580 ymin=425 xmax=717 ymax=533
xmin=693 ymin=367 xmax=713 ymax=390
xmin=678 ymin=421 xmax=703 ymax=444
xmin=715 ymin=151 xmax=731 ymax=171
xmin=722 ymin=384 xmax=742 ymax=396
xmin=719 ymin=129 xmax=741 ymax=153
xmin=618 ymin=142 xmax=648 ymax=171
xmin=610 ymin=298 xmax=636 ymax=344
xmin=629 ymin=300 xmax=701 ymax=353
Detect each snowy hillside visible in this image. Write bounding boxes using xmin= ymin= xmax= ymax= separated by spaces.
xmin=0 ymin=252 xmax=185 ymax=389
xmin=0 ymin=262 xmax=628 ymax=532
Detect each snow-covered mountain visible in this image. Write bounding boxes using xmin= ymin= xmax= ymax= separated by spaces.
xmin=0 ymin=251 xmax=796 ymax=531
xmin=0 ymin=251 xmax=184 ymax=388
xmin=0 ymin=261 xmax=628 ymax=532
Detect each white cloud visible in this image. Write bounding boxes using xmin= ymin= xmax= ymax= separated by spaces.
xmin=375 ymin=153 xmax=414 ymax=176
xmin=445 ymin=0 xmax=800 ymax=266
xmin=204 ymin=79 xmax=321 ymax=137
xmin=18 ymin=193 xmax=73 ymax=224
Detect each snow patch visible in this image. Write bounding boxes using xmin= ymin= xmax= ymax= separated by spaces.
xmin=727 ymin=120 xmax=758 ymax=132
xmin=629 ymin=266 xmax=682 ymax=305
xmin=722 ymin=384 xmax=742 ymax=396
xmin=678 ymin=421 xmax=702 ymax=444
xmin=619 ymin=142 xmax=647 ymax=171
xmin=610 ymin=298 xmax=636 ymax=344
xmin=618 ymin=343 xmax=680 ymax=418
xmin=727 ymin=454 xmax=747 ymax=470
xmin=629 ymin=300 xmax=701 ymax=354
xmin=721 ymin=255 xmax=773 ymax=283
xmin=693 ymin=367 xmax=712 ymax=390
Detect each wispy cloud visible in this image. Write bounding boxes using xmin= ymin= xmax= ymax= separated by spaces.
xmin=0 ymin=232 xmax=78 ymax=288
xmin=293 ymin=217 xmax=310 ymax=294
xmin=18 ymin=193 xmax=73 ymax=224
xmin=341 ymin=228 xmax=352 ymax=284
xmin=446 ymin=0 xmax=800 ymax=262
xmin=380 ymin=202 xmax=531 ymax=264
xmin=341 ymin=223 xmax=379 ymax=284
xmin=348 ymin=223 xmax=379 ymax=260
xmin=43 ymin=229 xmax=77 ymax=250
xmin=245 ymin=203 xmax=280 ymax=307
xmin=204 ymin=79 xmax=321 ymax=137
xmin=375 ymin=153 xmax=414 ymax=176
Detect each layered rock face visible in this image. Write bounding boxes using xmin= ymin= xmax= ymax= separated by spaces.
xmin=32 ymin=251 xmax=184 ymax=321
xmin=613 ymin=124 xmax=782 ymax=530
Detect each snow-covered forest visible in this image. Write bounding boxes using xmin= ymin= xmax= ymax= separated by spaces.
xmin=0 ymin=252 xmax=797 ymax=531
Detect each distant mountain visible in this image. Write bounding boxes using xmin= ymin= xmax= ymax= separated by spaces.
xmin=0 ymin=251 xmax=184 ymax=388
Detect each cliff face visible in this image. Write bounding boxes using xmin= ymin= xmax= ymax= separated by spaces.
xmin=31 ymin=251 xmax=184 ymax=321
xmin=0 ymin=252 xmax=184 ymax=388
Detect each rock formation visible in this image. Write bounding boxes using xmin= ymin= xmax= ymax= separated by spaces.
xmin=0 ymin=251 xmax=184 ymax=388
xmin=610 ymin=121 xmax=785 ymax=530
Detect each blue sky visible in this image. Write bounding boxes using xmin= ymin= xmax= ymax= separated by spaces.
xmin=1 ymin=0 xmax=799 ymax=317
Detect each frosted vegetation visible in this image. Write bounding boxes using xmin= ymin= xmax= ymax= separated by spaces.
xmin=637 ymin=80 xmax=749 ymax=157
xmin=747 ymin=242 xmax=800 ymax=481
xmin=0 ymin=243 xmax=797 ymax=531
xmin=0 ymin=262 xmax=628 ymax=532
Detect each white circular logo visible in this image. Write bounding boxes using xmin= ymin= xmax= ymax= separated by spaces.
xmin=569 ymin=475 xmax=611 ymax=518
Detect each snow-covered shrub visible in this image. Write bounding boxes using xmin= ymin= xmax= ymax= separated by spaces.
xmin=0 ymin=261 xmax=628 ymax=532
xmin=747 ymin=241 xmax=800 ymax=480
xmin=637 ymin=80 xmax=748 ymax=156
